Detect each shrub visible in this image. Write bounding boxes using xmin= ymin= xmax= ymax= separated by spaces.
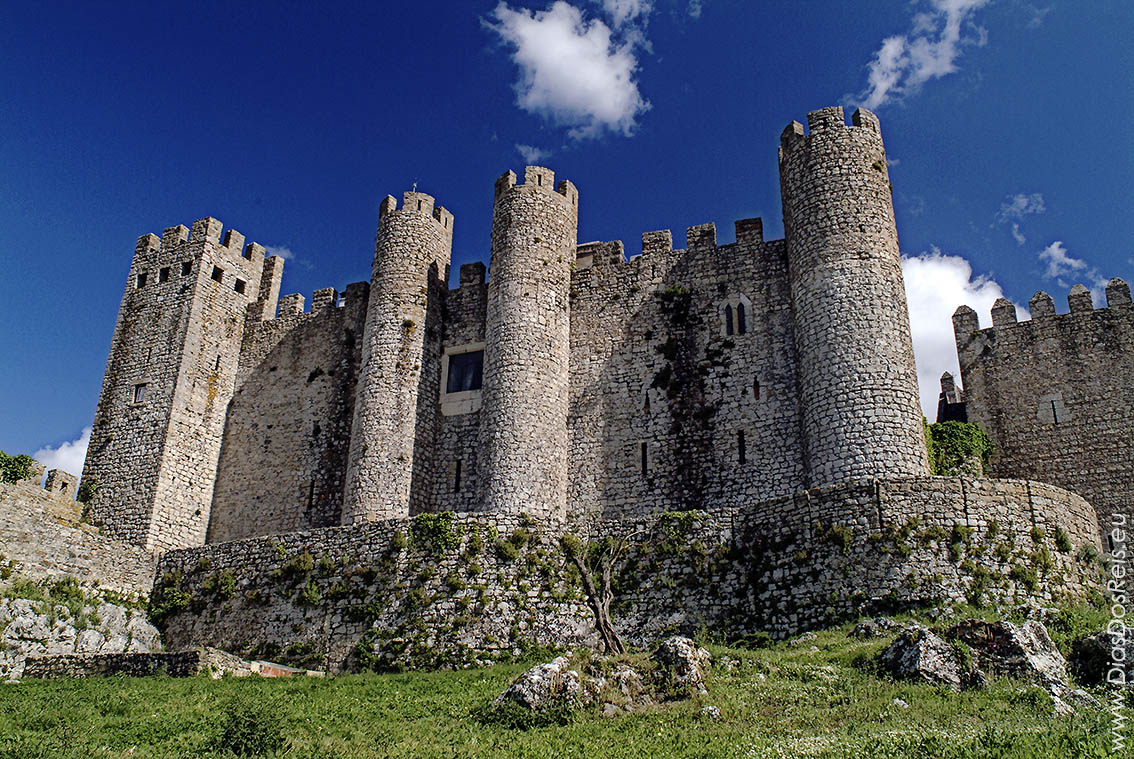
xmin=1055 ymin=527 xmax=1073 ymax=553
xmin=0 ymin=451 xmax=36 ymax=484
xmin=410 ymin=512 xmax=462 ymax=554
xmin=926 ymin=421 xmax=992 ymax=475
xmin=297 ymin=579 xmax=321 ymax=607
xmin=76 ymin=477 xmax=98 ymax=504
xmin=213 ymin=697 xmax=286 ymax=756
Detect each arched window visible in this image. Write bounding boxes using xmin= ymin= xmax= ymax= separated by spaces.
xmin=724 ymin=305 xmax=734 ymax=336
xmin=736 ymin=302 xmax=747 ymax=334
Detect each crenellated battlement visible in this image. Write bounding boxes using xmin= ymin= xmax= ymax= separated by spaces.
xmin=378 ymin=192 xmax=454 ymax=232
xmin=493 ymin=166 xmax=578 ymax=208
xmin=779 ymin=106 xmax=882 ymax=160
xmin=954 ymin=278 xmax=1133 ymax=356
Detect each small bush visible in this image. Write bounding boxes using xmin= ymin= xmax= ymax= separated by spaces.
xmin=1055 ymin=527 xmax=1073 ymax=553
xmin=213 ymin=697 xmax=286 ymax=756
xmin=0 ymin=451 xmax=36 ymax=484
xmin=1030 ymin=526 xmax=1046 ymax=544
xmin=297 ymin=579 xmax=321 ymax=607
xmin=76 ymin=477 xmax=98 ymax=504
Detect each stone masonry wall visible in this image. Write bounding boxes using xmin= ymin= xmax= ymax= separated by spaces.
xmin=208 ymin=282 xmax=370 ymax=542
xmin=567 ymin=221 xmax=806 ymax=520
xmin=779 ymin=107 xmax=928 ymax=486
xmin=153 ymin=477 xmax=1103 ymax=671
xmin=477 ymin=168 xmax=579 ymax=519
xmin=83 ymin=218 xmax=276 ymax=551
xmin=954 ymin=280 xmax=1134 ymax=537
xmin=342 ymin=193 xmax=453 ymax=524
xmin=0 ymin=481 xmax=155 ymax=593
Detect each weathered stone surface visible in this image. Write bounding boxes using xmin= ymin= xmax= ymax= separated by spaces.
xmin=652 ymin=636 xmax=712 ymax=697
xmin=879 ymin=625 xmax=968 ymax=691
xmin=0 ymin=596 xmax=162 ymax=680
xmin=948 ymin=619 xmax=1068 ymax=683
xmin=852 ymin=617 xmax=897 ymax=639
xmin=1071 ymin=627 xmax=1134 ymax=688
xmin=495 ymin=656 xmax=581 ymax=711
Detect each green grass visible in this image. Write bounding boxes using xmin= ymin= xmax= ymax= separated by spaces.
xmin=0 ymin=617 xmax=1123 ymax=758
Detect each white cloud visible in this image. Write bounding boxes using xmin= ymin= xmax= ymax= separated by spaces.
xmin=902 ymin=249 xmax=1022 ymax=418
xmin=33 ymin=427 xmax=91 ymax=480
xmin=486 ymin=1 xmax=651 ymax=139
xmin=265 ymin=244 xmax=312 ymax=271
xmin=997 ymin=192 xmax=1045 ymax=221
xmin=516 ymin=143 xmax=551 ymax=163
xmin=1010 ymin=223 xmax=1026 ymax=245
xmin=854 ymin=0 xmax=991 ymax=110
xmin=686 ymin=0 xmax=703 ymax=19
xmin=1038 ymin=240 xmax=1086 ymax=280
xmin=599 ymin=0 xmax=651 ymax=28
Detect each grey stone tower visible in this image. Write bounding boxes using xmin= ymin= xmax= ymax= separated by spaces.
xmin=779 ymin=107 xmax=928 ymax=486
xmin=342 ymin=192 xmax=453 ymax=523
xmin=477 ymin=167 xmax=578 ymax=518
xmin=82 ymin=218 xmax=280 ymax=551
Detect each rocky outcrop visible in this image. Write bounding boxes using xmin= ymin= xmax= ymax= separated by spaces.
xmin=879 ymin=624 xmax=971 ymax=691
xmin=0 ymin=596 xmax=161 ymax=680
xmin=652 ymin=636 xmax=712 ymax=697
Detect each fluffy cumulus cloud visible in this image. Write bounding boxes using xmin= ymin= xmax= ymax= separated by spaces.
xmin=516 ymin=143 xmax=551 ymax=163
xmin=486 ymin=2 xmax=651 ymax=139
xmin=33 ymin=427 xmax=91 ymax=481
xmin=901 ymin=249 xmax=1020 ymax=418
xmin=854 ymin=0 xmax=991 ymax=110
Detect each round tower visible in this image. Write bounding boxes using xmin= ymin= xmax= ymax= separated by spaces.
xmin=477 ymin=167 xmax=578 ymax=519
xmin=779 ymin=107 xmax=928 ymax=486
xmin=342 ymin=191 xmax=453 ymax=523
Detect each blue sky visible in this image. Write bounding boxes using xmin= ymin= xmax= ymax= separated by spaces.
xmin=1 ymin=0 xmax=1131 ymax=474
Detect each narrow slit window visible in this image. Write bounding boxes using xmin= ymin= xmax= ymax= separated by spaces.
xmin=136 ymin=272 xmax=147 ymax=289
xmin=181 ymin=261 xmax=192 ymax=276
xmin=753 ymin=377 xmax=760 ymax=400
xmin=454 ymin=460 xmax=462 ymax=493
xmin=738 ymin=430 xmax=746 ymax=464
xmin=234 ymin=278 xmax=246 ymax=295
xmin=737 ymin=302 xmax=747 ymax=334
xmin=159 ymin=267 xmax=170 ymax=283
xmin=211 ymin=265 xmax=224 ymax=283
xmin=724 ymin=305 xmax=734 ymax=336
xmin=215 ymin=355 xmax=221 ymax=370
xmin=640 ymin=442 xmax=648 ymax=476
xmin=133 ymin=383 xmax=147 ymax=404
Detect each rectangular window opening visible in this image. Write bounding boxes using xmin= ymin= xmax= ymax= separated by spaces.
xmin=158 ymin=267 xmax=170 ymax=283
xmin=640 ymin=442 xmax=648 ymax=476
xmin=211 ymin=265 xmax=224 ymax=283
xmin=446 ymin=350 xmax=484 ymax=393
xmin=133 ymin=383 xmax=147 ymax=404
xmin=234 ymin=278 xmax=247 ymax=295
xmin=136 ymin=272 xmax=147 ymax=289
xmin=454 ymin=460 xmax=462 ymax=493
xmin=738 ymin=430 xmax=747 ymax=465
xmin=181 ymin=261 xmax=192 ymax=276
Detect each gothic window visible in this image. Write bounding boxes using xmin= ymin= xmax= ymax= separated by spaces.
xmin=724 ymin=305 xmax=734 ymax=336
xmin=736 ymin=302 xmax=747 ymax=334
xmin=446 ymin=350 xmax=483 ymax=393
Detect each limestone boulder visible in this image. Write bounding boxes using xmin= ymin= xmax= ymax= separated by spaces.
xmin=1071 ymin=627 xmax=1134 ymax=689
xmin=652 ymin=635 xmax=712 ymax=697
xmin=879 ymin=624 xmax=968 ymax=691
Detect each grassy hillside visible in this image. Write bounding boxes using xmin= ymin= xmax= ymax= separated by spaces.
xmin=0 ymin=614 xmax=1123 ymax=759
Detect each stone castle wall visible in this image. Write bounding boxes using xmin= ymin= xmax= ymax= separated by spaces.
xmin=954 ymin=279 xmax=1134 ymax=536
xmin=153 ymin=477 xmax=1103 ymax=671
xmin=207 ymin=282 xmax=370 ymax=543
xmin=0 ymin=481 xmax=155 ymax=594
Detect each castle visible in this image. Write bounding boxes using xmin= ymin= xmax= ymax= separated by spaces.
xmin=82 ymin=106 xmax=928 ymax=550
xmin=55 ymin=106 xmax=1115 ymax=668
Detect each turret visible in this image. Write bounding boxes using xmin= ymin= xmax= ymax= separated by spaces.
xmin=82 ymin=217 xmax=271 ymax=550
xmin=477 ymin=167 xmax=578 ymax=518
xmin=779 ymin=107 xmax=928 ymax=486
xmin=342 ymin=191 xmax=453 ymax=523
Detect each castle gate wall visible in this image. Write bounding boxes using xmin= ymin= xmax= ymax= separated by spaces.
xmin=567 ymin=221 xmax=807 ymax=520
xmin=207 ymin=283 xmax=369 ymax=543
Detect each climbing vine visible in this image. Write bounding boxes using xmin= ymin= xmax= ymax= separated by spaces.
xmin=926 ymin=421 xmax=993 ymax=476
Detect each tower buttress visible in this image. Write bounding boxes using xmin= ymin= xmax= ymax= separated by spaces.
xmin=779 ymin=107 xmax=928 ymax=485
xmin=342 ymin=192 xmax=453 ymax=523
xmin=477 ymin=167 xmax=578 ymax=519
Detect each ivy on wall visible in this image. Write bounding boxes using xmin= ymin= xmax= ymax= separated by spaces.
xmin=926 ymin=422 xmax=993 ymax=476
